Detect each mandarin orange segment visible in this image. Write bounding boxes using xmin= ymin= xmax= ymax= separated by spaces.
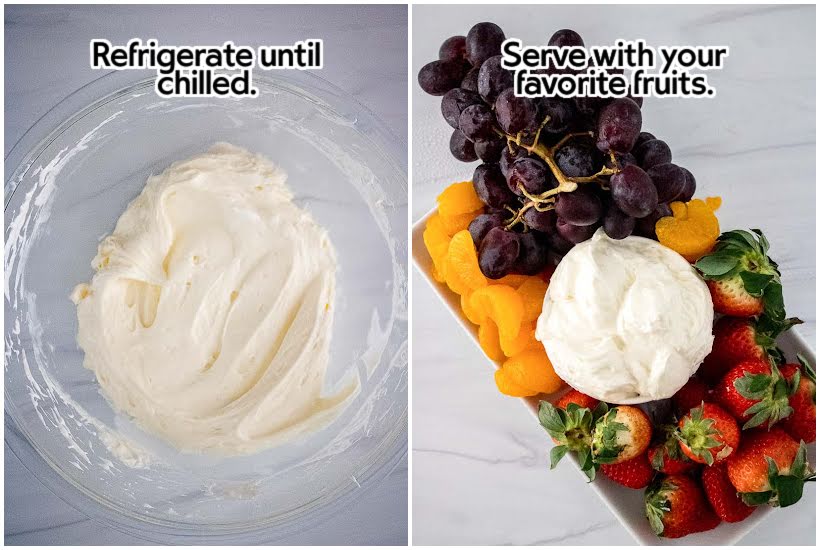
xmin=445 ymin=230 xmax=487 ymax=296
xmin=516 ymin=277 xmax=549 ymax=323
xmin=656 ymin=196 xmax=721 ymax=262
xmin=490 ymin=273 xmax=530 ymax=288
xmin=469 ymin=284 xmax=524 ymax=341
xmin=461 ymin=291 xmax=486 ymax=325
xmin=436 ymin=181 xmax=484 ymax=218
xmin=423 ymin=214 xmax=451 ymax=281
xmin=499 ymin=322 xmax=540 ymax=357
xmin=478 ymin=321 xmax=505 ymax=363
xmin=495 ymin=368 xmax=540 ymax=397
xmin=440 ymin=209 xmax=482 ymax=236
xmin=501 ymin=348 xmax=564 ymax=395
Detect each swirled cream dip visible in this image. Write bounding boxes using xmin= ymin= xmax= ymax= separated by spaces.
xmin=535 ymin=229 xmax=713 ymax=403
xmin=72 ymin=143 xmax=357 ymax=455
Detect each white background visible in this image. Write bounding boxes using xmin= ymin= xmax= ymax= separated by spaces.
xmin=4 ymin=4 xmax=407 ymax=545
xmin=412 ymin=4 xmax=816 ymax=545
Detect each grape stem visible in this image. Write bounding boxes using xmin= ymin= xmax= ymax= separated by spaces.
xmin=499 ymin=116 xmax=618 ymax=231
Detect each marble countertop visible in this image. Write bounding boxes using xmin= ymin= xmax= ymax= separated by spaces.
xmin=4 ymin=5 xmax=407 ymax=545
xmin=412 ymin=4 xmax=815 ymax=545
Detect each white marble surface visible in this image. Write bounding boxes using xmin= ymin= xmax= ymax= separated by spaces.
xmin=4 ymin=4 xmax=407 ymax=545
xmin=412 ymin=4 xmax=815 ymax=545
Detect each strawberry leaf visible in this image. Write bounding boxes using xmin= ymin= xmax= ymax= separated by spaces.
xmin=695 ymin=252 xmax=740 ymax=277
xmin=735 ymin=373 xmax=772 ymax=398
xmin=762 ymin=282 xmax=786 ymax=321
xmin=740 ymin=271 xmax=774 ymax=297
xmin=550 ymin=444 xmax=569 ymax=469
xmin=797 ymin=355 xmax=815 ymax=385
xmin=741 ymin=490 xmax=773 ymax=506
xmin=538 ymin=401 xmax=566 ymax=438
xmin=773 ymin=475 xmax=805 ymax=508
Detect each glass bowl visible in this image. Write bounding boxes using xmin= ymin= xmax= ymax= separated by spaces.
xmin=4 ymin=69 xmax=407 ymax=543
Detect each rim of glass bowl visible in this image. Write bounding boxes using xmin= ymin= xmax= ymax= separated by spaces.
xmin=4 ymin=69 xmax=408 ymax=543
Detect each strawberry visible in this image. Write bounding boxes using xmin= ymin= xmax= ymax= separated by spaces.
xmin=726 ymin=428 xmax=815 ymax=507
xmin=538 ymin=400 xmax=608 ymax=481
xmin=699 ymin=316 xmax=800 ymax=383
xmin=672 ymin=377 xmax=710 ymax=417
xmin=701 ymin=462 xmax=755 ymax=522
xmin=780 ymin=356 xmax=816 ymax=443
xmin=600 ymin=453 xmax=655 ymax=489
xmin=677 ymin=403 xmax=740 ymax=465
xmin=648 ymin=425 xmax=696 ymax=475
xmin=714 ymin=359 xmax=794 ymax=429
xmin=645 ymin=474 xmax=721 ymax=538
xmin=555 ymin=389 xmax=600 ymax=411
xmin=592 ymin=406 xmax=653 ymax=465
xmin=706 ymin=279 xmax=763 ymax=317
xmin=695 ymin=229 xmax=784 ymax=319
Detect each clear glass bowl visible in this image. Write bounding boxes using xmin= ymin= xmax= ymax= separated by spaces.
xmin=4 ymin=70 xmax=407 ymax=543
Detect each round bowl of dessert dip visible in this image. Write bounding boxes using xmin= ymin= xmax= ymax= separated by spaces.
xmin=4 ymin=69 xmax=407 ymax=542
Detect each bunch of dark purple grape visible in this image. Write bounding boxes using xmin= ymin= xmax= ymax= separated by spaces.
xmin=418 ymin=23 xmax=698 ymax=280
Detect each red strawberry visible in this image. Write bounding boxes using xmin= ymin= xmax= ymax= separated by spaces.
xmin=556 ymin=389 xmax=600 ymax=411
xmin=600 ymin=453 xmax=655 ymax=489
xmin=699 ymin=316 xmax=799 ymax=383
xmin=645 ymin=474 xmax=721 ymax=538
xmin=695 ymin=229 xmax=783 ymax=318
xmin=677 ymin=403 xmax=740 ymax=465
xmin=648 ymin=425 xmax=696 ymax=475
xmin=592 ymin=406 xmax=653 ymax=465
xmin=780 ymin=357 xmax=816 ymax=443
xmin=701 ymin=463 xmax=755 ymax=522
xmin=714 ymin=359 xmax=793 ymax=429
xmin=726 ymin=428 xmax=814 ymax=507
xmin=706 ymin=279 xmax=763 ymax=317
xmin=672 ymin=377 xmax=710 ymax=416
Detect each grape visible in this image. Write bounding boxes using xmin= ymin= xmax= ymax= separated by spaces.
xmin=554 ymin=141 xmax=603 ymax=177
xmin=499 ymin=145 xmax=527 ymax=177
xmin=466 ymin=22 xmax=506 ymax=67
xmin=539 ymin=98 xmax=575 ymax=134
xmin=474 ymin=135 xmax=506 ymax=162
xmin=556 ymin=217 xmax=598 ymax=244
xmin=473 ymin=163 xmax=515 ymax=208
xmin=449 ymin=129 xmax=478 ymax=162
xmin=508 ymin=157 xmax=555 ymax=196
xmin=605 ymin=151 xmax=637 ymax=171
xmin=636 ymin=399 xmax=673 ymax=426
xmin=574 ymin=96 xmax=604 ymax=118
xmin=461 ymin=68 xmax=480 ymax=92
xmin=439 ymin=36 xmax=467 ymax=62
xmin=679 ymin=167 xmax=696 ymax=201
xmin=515 ymin=231 xmax=550 ymax=275
xmin=468 ymin=211 xmax=506 ymax=246
xmin=478 ymin=55 xmax=513 ymax=105
xmin=441 ymin=88 xmax=483 ymax=129
xmin=634 ymin=203 xmax=672 ymax=239
xmin=633 ymin=131 xmax=656 ymax=149
xmin=478 ymin=226 xmax=520 ymax=279
xmin=548 ymin=29 xmax=584 ymax=48
xmin=609 ymin=164 xmax=658 ymax=218
xmin=646 ymin=163 xmax=686 ymax=203
xmin=495 ymin=88 xmax=539 ymax=135
xmin=595 ymin=97 xmax=642 ymax=153
xmin=418 ymin=59 xmax=469 ymax=96
xmin=555 ymin=186 xmax=603 ymax=226
xmin=602 ymin=202 xmax=635 ymax=240
xmin=634 ymin=139 xmax=672 ymax=170
xmin=627 ymin=94 xmax=644 ymax=108
xmin=548 ymin=231 xmax=574 ymax=255
xmin=522 ymin=207 xmax=557 ymax=234
xmin=458 ymin=103 xmax=497 ymax=141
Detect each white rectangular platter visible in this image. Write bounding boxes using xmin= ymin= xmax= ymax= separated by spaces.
xmin=412 ymin=207 xmax=816 ymax=545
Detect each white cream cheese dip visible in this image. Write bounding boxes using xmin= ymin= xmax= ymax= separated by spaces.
xmin=72 ymin=143 xmax=357 ymax=455
xmin=535 ymin=229 xmax=714 ymax=404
